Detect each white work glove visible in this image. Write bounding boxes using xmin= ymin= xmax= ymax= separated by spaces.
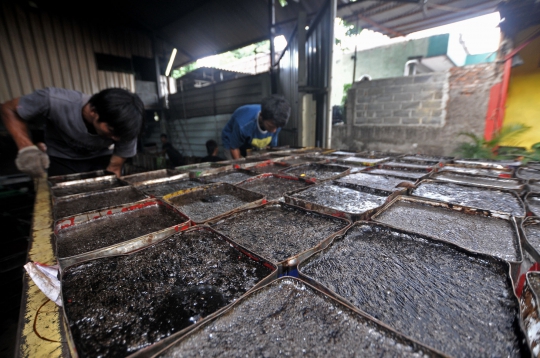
xmin=15 ymin=145 xmax=50 ymax=178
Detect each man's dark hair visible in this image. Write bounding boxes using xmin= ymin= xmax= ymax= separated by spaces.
xmin=206 ymin=139 xmax=218 ymax=155
xmin=89 ymin=88 xmax=144 ymax=141
xmin=161 ymin=133 xmax=167 ymax=140
xmin=260 ymin=95 xmax=291 ymax=128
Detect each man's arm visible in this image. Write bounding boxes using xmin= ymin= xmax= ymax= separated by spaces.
xmin=0 ymin=98 xmax=34 ymax=149
xmin=106 ymin=155 xmax=126 ymax=177
xmin=229 ymin=148 xmax=241 ymax=160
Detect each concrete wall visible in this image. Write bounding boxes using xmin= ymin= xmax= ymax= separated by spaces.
xmin=331 ymin=37 xmax=431 ymax=106
xmin=332 ymin=63 xmax=500 ymax=156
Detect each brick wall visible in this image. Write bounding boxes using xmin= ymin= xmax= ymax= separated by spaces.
xmin=332 ymin=63 xmax=500 ymax=156
xmin=353 ymin=72 xmax=449 ymax=127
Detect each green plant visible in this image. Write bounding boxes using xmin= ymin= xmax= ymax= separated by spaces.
xmin=453 ymin=123 xmax=531 ymax=159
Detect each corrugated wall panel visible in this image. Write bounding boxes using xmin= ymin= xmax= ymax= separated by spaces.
xmin=0 ymin=2 xmax=153 ymax=103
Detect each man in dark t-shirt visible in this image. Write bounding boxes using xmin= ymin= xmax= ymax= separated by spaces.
xmin=0 ymin=87 xmax=144 ymax=177
xmin=160 ymin=134 xmax=184 ymax=167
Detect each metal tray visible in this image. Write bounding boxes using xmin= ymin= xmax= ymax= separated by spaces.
xmin=356 ymin=150 xmax=405 ymax=159
xmin=379 ymin=160 xmax=439 ymax=170
xmin=430 ymin=170 xmax=526 ymax=193
xmin=412 ymin=179 xmax=527 ymax=217
xmin=517 ymin=167 xmax=540 ymax=181
xmin=372 ymin=195 xmax=523 ymax=265
xmin=525 ymin=193 xmax=540 ymax=217
xmin=284 ymin=180 xmax=403 ymax=221
xmin=399 ymin=154 xmax=454 ymax=164
xmin=60 ymin=225 xmax=277 ymax=358
xmin=363 ymin=165 xmax=432 ymax=181
xmin=138 ymin=277 xmax=445 ymax=358
xmin=338 ymin=154 xmax=391 ymax=166
xmin=453 ymin=158 xmax=522 ymax=169
xmin=208 ymin=201 xmax=351 ymax=272
xmin=196 ymin=168 xmax=259 ymax=185
xmin=50 ymin=176 xmax=128 ymax=199
xmin=528 ymin=179 xmax=540 ymax=194
xmin=174 ymin=162 xmax=231 ymax=173
xmin=519 ymin=272 xmax=540 ymax=357
xmin=52 ymin=185 xmax=148 ymax=220
xmin=134 ymin=176 xmax=205 ymax=198
xmin=279 ymin=162 xmax=351 ymax=182
xmin=120 ymin=169 xmax=186 ymax=186
xmin=297 ymin=221 xmax=529 ymax=358
xmin=244 ymin=161 xmax=291 ymax=175
xmin=54 ymin=198 xmax=191 ymax=269
xmin=162 ymin=182 xmax=266 ymax=224
xmin=236 ymin=173 xmax=315 ymax=201
xmin=336 ymin=172 xmax=417 ymax=192
xmin=232 ymin=157 xmax=274 ymax=169
xmin=438 ymin=163 xmax=514 ymax=178
xmin=48 ymin=169 xmax=115 ymax=187
xmin=272 ymin=154 xmax=325 ymax=166
xmin=520 ymin=217 xmax=540 ymax=263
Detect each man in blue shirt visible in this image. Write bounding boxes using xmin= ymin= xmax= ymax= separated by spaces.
xmin=221 ymin=95 xmax=291 ymax=159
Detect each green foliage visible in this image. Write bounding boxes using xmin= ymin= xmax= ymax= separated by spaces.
xmin=172 ymin=62 xmax=199 ymax=79
xmin=278 ymin=0 xmax=287 ymax=7
xmin=453 ymin=123 xmax=532 ymax=160
xmin=342 ymin=19 xmax=362 ymax=37
xmin=342 ymin=83 xmax=352 ymax=106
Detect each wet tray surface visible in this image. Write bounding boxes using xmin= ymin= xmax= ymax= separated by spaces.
xmin=137 ymin=179 xmax=204 ymax=198
xmin=237 ymin=174 xmax=312 ymax=201
xmin=381 ymin=161 xmax=435 ymax=170
xmin=521 ymin=272 xmax=540 ymax=357
xmin=280 ymin=163 xmax=350 ymax=181
xmin=340 ymin=155 xmax=390 ymax=165
xmin=400 ymin=154 xmax=451 ymax=164
xmin=211 ymin=203 xmax=348 ymax=264
xmin=53 ymin=186 xmax=147 ymax=220
xmin=287 ymin=181 xmax=391 ymax=219
xmin=337 ymin=172 xmax=415 ymax=192
xmin=61 ymin=227 xmax=274 ymax=358
xmin=247 ymin=162 xmax=291 ymax=174
xmin=164 ymin=183 xmax=264 ymax=223
xmin=156 ymin=278 xmax=441 ymax=358
xmin=373 ymin=198 xmax=521 ymax=262
xmin=431 ymin=171 xmax=524 ymax=190
xmin=439 ymin=165 xmax=513 ymax=178
xmin=365 ymin=168 xmax=428 ymax=180
xmin=526 ymin=194 xmax=540 ymax=216
xmin=522 ymin=218 xmax=540 ymax=258
xmin=413 ymin=181 xmax=525 ymax=216
xmin=299 ymin=223 xmax=526 ymax=357
xmin=529 ymin=180 xmax=540 ymax=193
xmin=55 ymin=201 xmax=187 ymax=258
xmin=276 ymin=156 xmax=322 ymax=166
xmin=48 ymin=170 xmax=114 ymax=186
xmin=200 ymin=170 xmax=257 ymax=184
xmin=51 ymin=177 xmax=126 ymax=198
xmin=120 ymin=169 xmax=182 ymax=185
xmin=517 ymin=167 xmax=540 ymax=180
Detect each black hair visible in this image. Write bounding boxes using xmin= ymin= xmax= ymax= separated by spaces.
xmin=260 ymin=94 xmax=291 ymax=128
xmin=161 ymin=133 xmax=167 ymax=139
xmin=206 ymin=139 xmax=218 ymax=155
xmin=88 ymin=88 xmax=144 ymax=141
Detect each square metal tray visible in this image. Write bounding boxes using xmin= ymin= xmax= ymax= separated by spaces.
xmin=54 ymin=198 xmax=191 ymax=269
xmin=244 ymin=161 xmax=292 ymax=175
xmin=235 ymin=173 xmax=315 ymax=201
xmin=337 ymin=153 xmax=391 ymax=166
xmin=528 ymin=179 xmax=540 ymax=194
xmin=519 ymin=272 xmax=540 ymax=357
xmin=120 ymin=169 xmax=186 ymax=186
xmin=525 ymin=193 xmax=540 ymax=217
xmin=279 ymin=163 xmax=351 ymax=182
xmin=208 ymin=201 xmax=351 ymax=271
xmin=50 ymin=176 xmax=128 ymax=200
xmin=137 ymin=277 xmax=445 ymax=358
xmin=134 ymin=176 xmax=205 ymax=198
xmin=297 ymin=221 xmax=528 ymax=357
xmin=412 ymin=179 xmax=526 ymax=217
xmin=195 ymin=168 xmax=259 ymax=185
xmin=438 ymin=163 xmax=514 ymax=178
xmin=336 ymin=172 xmax=417 ymax=192
xmin=363 ymin=164 xmax=432 ymax=181
xmin=162 ymin=182 xmax=266 ymax=224
xmin=520 ymin=216 xmax=540 ymax=263
xmin=430 ymin=170 xmax=526 ymax=193
xmin=517 ymin=167 xmax=540 ymax=181
xmin=59 ymin=225 xmax=277 ymax=358
xmin=453 ymin=158 xmax=522 ymax=169
xmin=399 ymin=153 xmax=454 ymax=164
xmin=284 ymin=180 xmax=403 ymax=221
xmin=48 ymin=169 xmax=115 ymax=187
xmin=372 ymin=195 xmax=523 ymax=265
xmin=52 ymin=185 xmax=148 ymax=220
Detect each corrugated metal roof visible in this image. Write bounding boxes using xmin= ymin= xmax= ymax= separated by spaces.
xmin=28 ymin=0 xmax=503 ymax=68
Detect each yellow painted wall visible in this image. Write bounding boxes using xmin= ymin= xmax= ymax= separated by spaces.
xmin=503 ymin=25 xmax=540 ymax=149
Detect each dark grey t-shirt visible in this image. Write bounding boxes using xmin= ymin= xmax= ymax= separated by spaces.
xmin=17 ymin=87 xmax=137 ymax=160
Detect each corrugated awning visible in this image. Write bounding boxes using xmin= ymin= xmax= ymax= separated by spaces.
xmin=31 ymin=0 xmax=503 ymax=68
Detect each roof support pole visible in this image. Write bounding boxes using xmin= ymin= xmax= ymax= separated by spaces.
xmin=269 ymin=0 xmax=277 ymax=94
xmin=324 ymin=0 xmax=337 ymax=149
